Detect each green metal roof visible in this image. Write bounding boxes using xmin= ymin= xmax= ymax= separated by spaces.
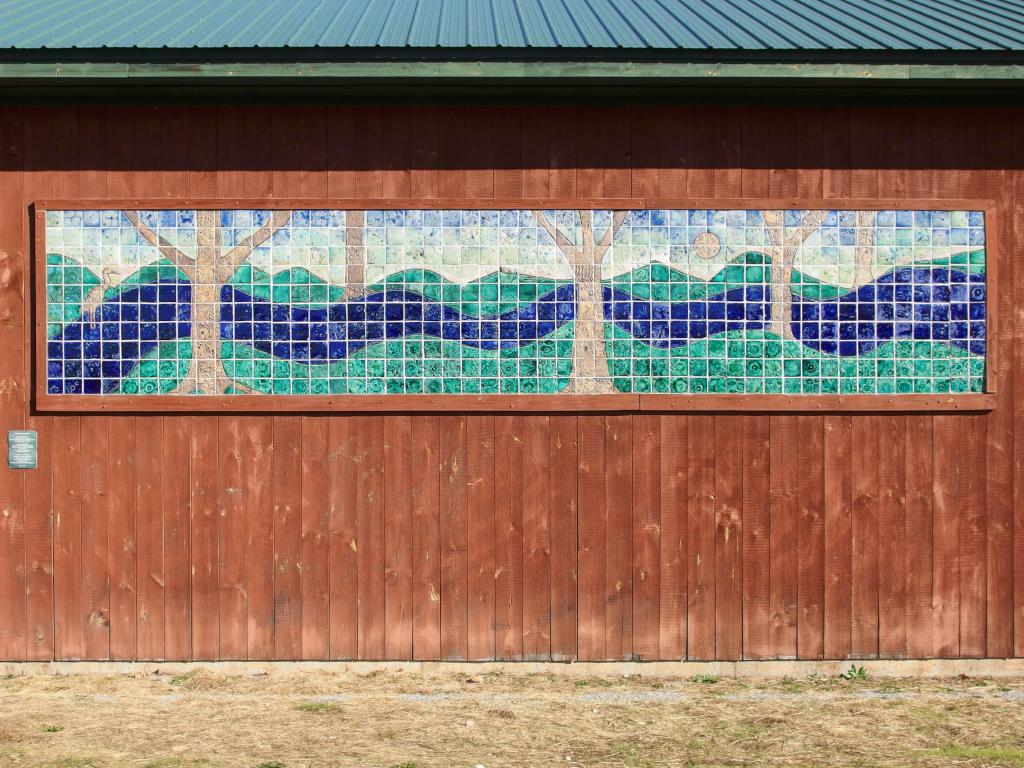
xmin=2 ymin=0 xmax=1023 ymax=53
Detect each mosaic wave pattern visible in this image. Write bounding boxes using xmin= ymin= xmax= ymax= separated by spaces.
xmin=44 ymin=209 xmax=986 ymax=396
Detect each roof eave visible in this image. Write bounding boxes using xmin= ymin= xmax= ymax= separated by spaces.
xmin=2 ymin=58 xmax=1024 ymax=82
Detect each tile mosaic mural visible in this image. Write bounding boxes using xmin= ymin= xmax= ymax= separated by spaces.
xmin=43 ymin=208 xmax=986 ymax=396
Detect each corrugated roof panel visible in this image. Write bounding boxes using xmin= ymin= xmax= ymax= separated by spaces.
xmin=0 ymin=0 xmax=1023 ymax=51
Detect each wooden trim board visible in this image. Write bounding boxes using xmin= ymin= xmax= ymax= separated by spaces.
xmin=33 ymin=198 xmax=996 ymax=414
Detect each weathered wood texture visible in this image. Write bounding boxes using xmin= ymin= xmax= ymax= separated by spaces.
xmin=0 ymin=106 xmax=1019 ymax=660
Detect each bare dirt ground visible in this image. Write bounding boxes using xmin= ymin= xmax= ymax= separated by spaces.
xmin=0 ymin=667 xmax=1022 ymax=768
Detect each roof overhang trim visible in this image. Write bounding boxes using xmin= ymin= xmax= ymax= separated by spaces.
xmin=2 ymin=60 xmax=1024 ymax=81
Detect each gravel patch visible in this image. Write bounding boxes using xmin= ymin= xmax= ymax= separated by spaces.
xmin=575 ymin=690 xmax=689 ymax=704
xmin=857 ymin=690 xmax=907 ymax=700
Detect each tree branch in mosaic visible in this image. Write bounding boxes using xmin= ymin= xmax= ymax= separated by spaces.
xmin=534 ymin=209 xmax=629 ymax=394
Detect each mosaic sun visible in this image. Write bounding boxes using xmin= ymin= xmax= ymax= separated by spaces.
xmin=43 ymin=208 xmax=986 ymax=396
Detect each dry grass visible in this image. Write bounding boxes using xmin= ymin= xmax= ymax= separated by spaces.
xmin=0 ymin=669 xmax=1022 ymax=767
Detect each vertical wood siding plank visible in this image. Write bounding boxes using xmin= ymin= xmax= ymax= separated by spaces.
xmin=550 ymin=109 xmax=578 ymax=200
xmin=714 ymin=109 xmax=742 ymax=198
xmin=356 ymin=416 xmax=386 ymax=659
xmin=53 ymin=418 xmax=83 ymax=659
xmin=576 ymin=415 xmax=606 ymax=661
xmin=494 ymin=415 xmax=523 ymax=660
xmin=465 ymin=110 xmax=495 ymax=200
xmin=24 ymin=110 xmax=55 ymax=661
xmin=959 ymin=416 xmax=988 ymax=658
xmin=300 ymin=417 xmax=330 ymax=660
xmin=822 ymin=108 xmax=852 ymax=199
xmin=851 ymin=417 xmax=880 ymax=658
xmin=795 ymin=114 xmax=830 ymax=660
xmin=522 ymin=416 xmax=552 ymax=660
xmin=849 ymin=110 xmax=879 ymax=199
xmin=410 ymin=109 xmax=440 ymax=199
xmin=933 ymin=120 xmax=962 ymax=655
xmin=24 ymin=414 xmax=53 ymax=660
xmin=1013 ymin=125 xmax=1024 ymax=658
xmin=932 ymin=416 xmax=961 ymax=658
xmin=272 ymin=416 xmax=302 ymax=660
xmin=521 ymin=108 xmax=550 ymax=199
xmin=905 ymin=415 xmax=934 ymax=658
xmin=549 ymin=415 xmax=577 ymax=661
xmin=299 ymin=107 xmax=328 ymax=198
xmin=270 ymin=105 xmax=302 ymax=197
xmin=440 ymin=415 xmax=470 ymax=660
xmin=687 ymin=415 xmax=715 ymax=660
xmin=384 ymin=415 xmax=415 ymax=660
xmin=411 ymin=416 xmax=441 ymax=660
xmin=686 ymin=108 xmax=714 ymax=198
xmin=982 ymin=117 xmax=1013 ymax=658
xmin=467 ymin=415 xmax=497 ymax=661
xmin=190 ymin=417 xmax=219 ymax=660
xmin=737 ymin=109 xmax=769 ymax=663
xmin=0 ymin=108 xmax=26 ymax=662
xmin=135 ymin=416 xmax=164 ymax=660
xmin=714 ymin=415 xmax=743 ymax=661
xmin=438 ymin=110 xmax=467 ymax=199
xmin=602 ymin=108 xmax=632 ymax=198
xmin=824 ymin=416 xmax=854 ymax=660
xmin=632 ymin=415 xmax=661 ymax=660
xmin=107 ymin=416 xmax=137 ymax=660
xmin=217 ymin=416 xmax=247 ymax=660
xmin=161 ymin=109 xmax=191 ymax=197
xmin=215 ymin=109 xmax=246 ymax=203
xmin=327 ymin=417 xmax=358 ymax=660
xmin=658 ymin=416 xmax=687 ymax=660
xmin=766 ymin=111 xmax=797 ymax=199
xmin=656 ymin=107 xmax=687 ymax=198
xmin=796 ymin=416 xmax=825 ymax=660
xmin=243 ymin=417 xmax=274 ymax=661
xmin=162 ymin=418 xmax=191 ymax=660
xmin=742 ymin=416 xmax=772 ymax=659
xmin=243 ymin=107 xmax=274 ymax=200
xmin=769 ymin=416 xmax=799 ymax=659
xmin=382 ymin=110 xmax=413 ymax=198
xmin=80 ymin=418 xmax=109 ymax=660
xmin=708 ymin=418 xmax=742 ymax=664
xmin=605 ymin=415 xmax=633 ymax=660
xmin=493 ymin=108 xmax=523 ymax=199
xmin=630 ymin=108 xmax=661 ymax=199
xmin=953 ymin=120 xmax=989 ymax=661
xmin=326 ymin=108 xmax=356 ymax=199
xmin=877 ymin=110 xmax=912 ymax=199
xmin=878 ymin=417 xmax=908 ymax=658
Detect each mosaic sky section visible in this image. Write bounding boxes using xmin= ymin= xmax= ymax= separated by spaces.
xmin=44 ymin=208 xmax=987 ymax=396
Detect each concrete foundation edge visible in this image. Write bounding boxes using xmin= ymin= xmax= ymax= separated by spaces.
xmin=2 ymin=658 xmax=1023 ymax=678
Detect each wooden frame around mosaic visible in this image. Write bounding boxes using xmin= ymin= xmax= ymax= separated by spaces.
xmin=32 ymin=197 xmax=999 ymax=413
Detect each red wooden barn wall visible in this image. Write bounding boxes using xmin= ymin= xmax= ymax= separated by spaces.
xmin=0 ymin=105 xmax=1020 ymax=662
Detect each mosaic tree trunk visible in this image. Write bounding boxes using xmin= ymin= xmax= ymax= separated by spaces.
xmin=344 ymin=209 xmax=366 ymax=300
xmin=533 ymin=210 xmax=628 ymax=393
